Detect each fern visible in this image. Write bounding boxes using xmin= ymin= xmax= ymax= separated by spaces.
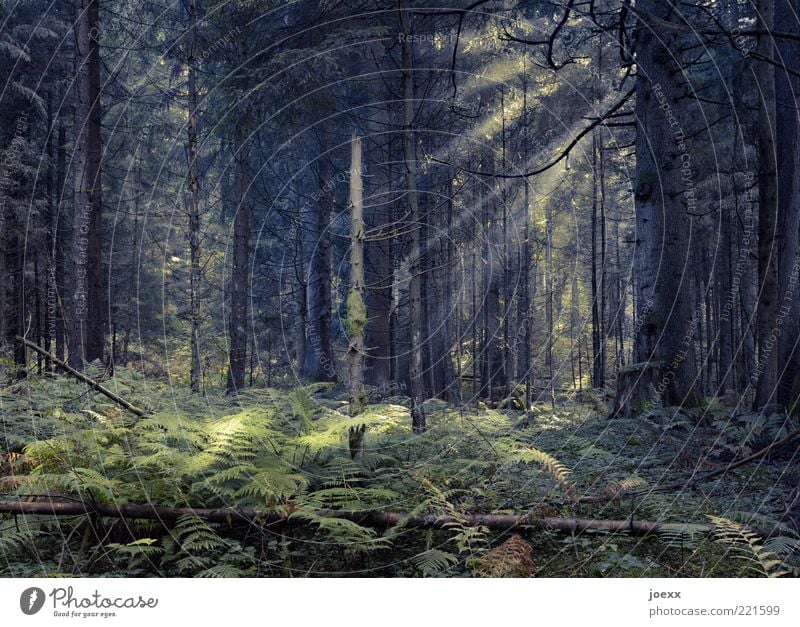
xmin=600 ymin=476 xmax=648 ymax=500
xmin=288 ymin=387 xmax=314 ymax=434
xmin=0 ymin=527 xmax=41 ymax=553
xmin=107 ymin=538 xmax=164 ymax=571
xmin=708 ymin=515 xmax=788 ymax=577
xmin=291 ymin=509 xmax=388 ymax=551
xmin=473 ymin=534 xmax=534 ymax=577
xmin=499 ymin=442 xmax=575 ymax=495
xmin=196 ymin=563 xmax=250 ymax=577
xmin=412 ymin=549 xmax=458 ymax=577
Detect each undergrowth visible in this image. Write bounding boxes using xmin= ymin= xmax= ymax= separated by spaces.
xmin=0 ymin=369 xmax=798 ymax=577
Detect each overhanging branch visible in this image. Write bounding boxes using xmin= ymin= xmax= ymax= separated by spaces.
xmin=432 ymin=86 xmax=635 ymax=179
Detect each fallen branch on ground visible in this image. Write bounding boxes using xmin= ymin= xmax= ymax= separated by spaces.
xmin=16 ymin=337 xmax=147 ymax=418
xmin=0 ymin=500 xmax=714 ymax=536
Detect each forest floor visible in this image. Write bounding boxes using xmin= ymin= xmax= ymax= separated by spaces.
xmin=1 ymin=367 xmax=798 ymax=577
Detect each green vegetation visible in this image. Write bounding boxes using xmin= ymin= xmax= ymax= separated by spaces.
xmin=1 ymin=372 xmax=797 ymax=577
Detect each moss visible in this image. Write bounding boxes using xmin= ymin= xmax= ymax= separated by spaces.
xmin=345 ymin=288 xmax=367 ymax=337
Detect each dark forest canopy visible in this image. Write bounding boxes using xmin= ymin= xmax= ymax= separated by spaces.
xmin=0 ymin=0 xmax=799 ymax=578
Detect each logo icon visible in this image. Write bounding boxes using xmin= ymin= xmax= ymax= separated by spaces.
xmin=20 ymin=587 xmax=45 ymax=615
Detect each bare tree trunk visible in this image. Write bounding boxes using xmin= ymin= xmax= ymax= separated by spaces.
xmin=754 ymin=0 xmax=780 ymax=409
xmin=187 ymin=0 xmax=203 ymax=393
xmin=347 ymin=134 xmax=366 ymax=416
xmin=399 ymin=0 xmax=425 ymax=432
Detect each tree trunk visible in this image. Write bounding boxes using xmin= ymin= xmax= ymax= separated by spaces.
xmin=69 ymin=0 xmax=92 ymax=370
xmin=0 ymin=500 xmax=760 ymax=539
xmin=399 ymin=0 xmax=425 ymax=432
xmin=302 ymin=142 xmax=336 ymax=382
xmin=591 ymin=132 xmax=602 ymax=388
xmin=226 ymin=37 xmax=251 ymax=394
xmin=612 ymin=0 xmax=701 ymax=416
xmin=55 ymin=124 xmax=67 ymax=367
xmin=775 ymin=0 xmax=800 ymax=412
xmin=522 ymin=66 xmax=533 ymax=412
xmin=364 ymin=123 xmax=393 ymax=392
xmin=6 ymin=196 xmax=25 ymax=376
xmin=754 ymin=0 xmax=780 ymax=409
xmin=19 ymin=336 xmax=146 ymax=417
xmin=85 ymin=0 xmax=104 ymax=363
xmin=292 ymin=208 xmax=307 ymax=374
xmin=347 ymin=134 xmax=366 ymax=416
xmin=187 ymin=0 xmax=203 ymax=394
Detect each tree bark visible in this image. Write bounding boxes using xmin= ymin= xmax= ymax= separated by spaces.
xmin=187 ymin=0 xmax=203 ymax=394
xmin=613 ymin=0 xmax=701 ymax=416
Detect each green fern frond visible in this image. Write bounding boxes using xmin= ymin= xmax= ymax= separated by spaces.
xmin=412 ymin=549 xmax=457 ymax=577
xmin=764 ymin=535 xmax=800 ymax=557
xmin=288 ymin=387 xmax=314 ymax=434
xmin=196 ymin=564 xmax=249 ymax=577
xmin=308 ymin=486 xmax=398 ymax=510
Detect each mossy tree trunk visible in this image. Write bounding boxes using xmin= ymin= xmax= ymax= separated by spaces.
xmin=347 ymin=134 xmax=366 ymax=418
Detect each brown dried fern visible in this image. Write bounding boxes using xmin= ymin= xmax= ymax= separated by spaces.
xmin=473 ymin=534 xmax=534 ymax=578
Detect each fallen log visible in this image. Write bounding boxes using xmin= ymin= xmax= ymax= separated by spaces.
xmin=0 ymin=500 xmax=701 ymax=536
xmin=16 ymin=336 xmax=147 ymax=418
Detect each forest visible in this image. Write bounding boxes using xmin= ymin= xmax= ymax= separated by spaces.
xmin=1 ymin=0 xmax=799 ymax=578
